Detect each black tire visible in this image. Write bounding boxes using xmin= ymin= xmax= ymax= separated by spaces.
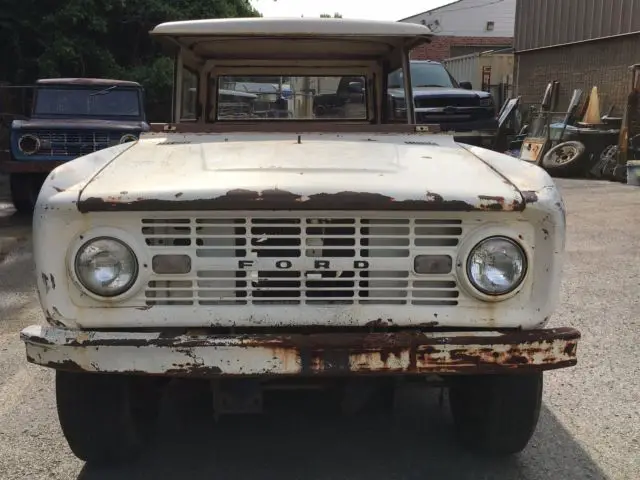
xmin=56 ymin=371 xmax=164 ymax=465
xmin=9 ymin=173 xmax=46 ymax=214
xmin=593 ymin=144 xmax=618 ymax=179
xmin=541 ymin=141 xmax=587 ymax=177
xmin=449 ymin=373 xmax=543 ymax=456
xmin=613 ymin=164 xmax=628 ymax=183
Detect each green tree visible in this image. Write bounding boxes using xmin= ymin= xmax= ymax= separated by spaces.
xmin=0 ymin=0 xmax=259 ymax=120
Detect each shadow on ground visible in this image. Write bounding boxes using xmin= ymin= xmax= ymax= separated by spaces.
xmin=78 ymin=381 xmax=606 ymax=480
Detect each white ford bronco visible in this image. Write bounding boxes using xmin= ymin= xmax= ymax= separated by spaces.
xmin=21 ymin=18 xmax=580 ymax=464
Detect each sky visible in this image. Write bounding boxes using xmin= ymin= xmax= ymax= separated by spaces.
xmin=250 ymin=0 xmax=453 ymax=21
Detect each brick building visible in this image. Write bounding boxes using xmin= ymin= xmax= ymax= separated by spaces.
xmin=399 ymin=0 xmax=515 ymax=62
xmin=514 ymin=0 xmax=640 ymax=113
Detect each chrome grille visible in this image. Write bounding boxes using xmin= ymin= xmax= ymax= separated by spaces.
xmin=30 ymin=130 xmax=123 ymax=157
xmin=414 ymin=96 xmax=480 ymax=108
xmin=141 ymin=216 xmax=462 ymax=307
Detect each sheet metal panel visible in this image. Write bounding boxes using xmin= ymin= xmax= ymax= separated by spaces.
xmin=515 ymin=0 xmax=640 ymax=52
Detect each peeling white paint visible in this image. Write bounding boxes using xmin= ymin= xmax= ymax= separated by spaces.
xmin=21 ymin=325 xmax=579 ymax=376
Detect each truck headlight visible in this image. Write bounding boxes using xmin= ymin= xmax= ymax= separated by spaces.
xmin=18 ymin=134 xmax=40 ymax=155
xmin=466 ymin=236 xmax=526 ymax=296
xmin=119 ymin=133 xmax=138 ymax=144
xmin=479 ymin=97 xmax=493 ymax=107
xmin=75 ymin=237 xmax=138 ymax=297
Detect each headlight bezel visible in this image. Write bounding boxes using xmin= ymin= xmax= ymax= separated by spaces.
xmin=456 ymin=226 xmax=532 ymax=302
xmin=68 ymin=228 xmax=148 ymax=302
xmin=465 ymin=236 xmax=527 ymax=297
xmin=119 ymin=133 xmax=138 ymax=144
xmin=18 ymin=133 xmax=41 ymax=155
xmin=479 ymin=96 xmax=494 ymax=107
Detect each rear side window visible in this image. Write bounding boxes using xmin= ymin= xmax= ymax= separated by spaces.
xmin=180 ymin=68 xmax=198 ymax=121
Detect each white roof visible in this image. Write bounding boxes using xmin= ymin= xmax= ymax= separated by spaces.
xmin=150 ymin=17 xmax=433 ymax=38
xmin=150 ymin=18 xmax=431 ymax=63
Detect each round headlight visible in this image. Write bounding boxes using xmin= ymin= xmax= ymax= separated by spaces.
xmin=18 ymin=134 xmax=40 ymax=155
xmin=466 ymin=236 xmax=527 ymax=296
xmin=119 ymin=133 xmax=138 ymax=144
xmin=75 ymin=237 xmax=138 ymax=297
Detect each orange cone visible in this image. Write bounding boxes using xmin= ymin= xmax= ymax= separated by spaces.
xmin=582 ymin=86 xmax=601 ymax=124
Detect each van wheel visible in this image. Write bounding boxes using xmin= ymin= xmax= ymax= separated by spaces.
xmin=56 ymin=371 xmax=164 ymax=465
xmin=448 ymin=373 xmax=543 ymax=456
xmin=10 ymin=173 xmax=45 ymax=214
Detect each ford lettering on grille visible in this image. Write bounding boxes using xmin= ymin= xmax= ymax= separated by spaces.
xmin=141 ymin=215 xmax=463 ymax=307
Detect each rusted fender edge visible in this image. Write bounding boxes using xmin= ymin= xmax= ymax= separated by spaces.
xmin=21 ymin=325 xmax=580 ymax=377
xmin=457 ymin=143 xmax=540 ymax=207
xmin=76 ymin=189 xmax=529 ymax=213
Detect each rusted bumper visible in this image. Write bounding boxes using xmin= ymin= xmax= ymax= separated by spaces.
xmin=21 ymin=325 xmax=580 ymax=377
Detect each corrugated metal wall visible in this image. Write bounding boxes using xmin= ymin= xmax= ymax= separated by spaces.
xmin=443 ymin=51 xmax=514 ymax=91
xmin=515 ymin=0 xmax=640 ymax=52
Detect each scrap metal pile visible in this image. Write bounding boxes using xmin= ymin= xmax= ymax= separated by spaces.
xmin=502 ymin=66 xmax=640 ymax=184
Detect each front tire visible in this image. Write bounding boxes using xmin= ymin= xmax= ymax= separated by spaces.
xmin=56 ymin=371 xmax=164 ymax=465
xmin=448 ymin=373 xmax=543 ymax=456
xmin=10 ymin=173 xmax=46 ymax=214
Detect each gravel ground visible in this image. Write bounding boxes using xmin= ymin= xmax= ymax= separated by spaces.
xmin=0 ymin=178 xmax=638 ymax=480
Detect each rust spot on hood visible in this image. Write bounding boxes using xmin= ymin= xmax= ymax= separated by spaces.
xmin=521 ymin=190 xmax=539 ymax=204
xmin=477 ymin=195 xmax=506 ymax=211
xmin=77 ymin=188 xmax=523 ymax=213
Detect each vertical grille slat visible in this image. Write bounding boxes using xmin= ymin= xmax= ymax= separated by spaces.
xmin=142 ymin=216 xmax=463 ymax=307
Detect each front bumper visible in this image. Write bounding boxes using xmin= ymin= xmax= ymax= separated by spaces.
xmin=21 ymin=325 xmax=580 ymax=377
xmin=0 ymin=160 xmax=66 ymax=173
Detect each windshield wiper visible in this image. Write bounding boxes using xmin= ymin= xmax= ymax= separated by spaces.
xmin=414 ymin=84 xmax=447 ymax=88
xmin=89 ymin=85 xmax=117 ymax=97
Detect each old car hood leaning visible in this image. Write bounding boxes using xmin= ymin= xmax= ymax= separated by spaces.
xmin=76 ymin=133 xmax=527 ymax=212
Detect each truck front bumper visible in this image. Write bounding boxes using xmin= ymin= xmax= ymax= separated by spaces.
xmin=0 ymin=160 xmax=66 ymax=173
xmin=21 ymin=325 xmax=580 ymax=378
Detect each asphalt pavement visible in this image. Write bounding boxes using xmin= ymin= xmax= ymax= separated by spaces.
xmin=0 ymin=178 xmax=638 ymax=480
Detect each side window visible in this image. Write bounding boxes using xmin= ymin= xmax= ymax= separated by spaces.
xmin=180 ymin=68 xmax=198 ymax=121
xmin=386 ymin=67 xmax=409 ymax=124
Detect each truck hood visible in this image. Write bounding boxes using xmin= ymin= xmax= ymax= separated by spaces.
xmin=388 ymin=87 xmax=492 ymax=100
xmin=76 ymin=133 xmax=527 ymax=213
xmin=12 ymin=118 xmax=150 ymax=131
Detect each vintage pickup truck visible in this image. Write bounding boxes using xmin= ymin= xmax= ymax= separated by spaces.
xmin=5 ymin=78 xmax=149 ymax=213
xmin=21 ymin=17 xmax=580 ymax=465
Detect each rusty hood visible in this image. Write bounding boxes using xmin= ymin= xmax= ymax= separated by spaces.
xmin=76 ymin=133 xmax=528 ymax=212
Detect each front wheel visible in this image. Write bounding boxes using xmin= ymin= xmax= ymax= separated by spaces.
xmin=56 ymin=371 xmax=164 ymax=465
xmin=448 ymin=373 xmax=543 ymax=456
xmin=10 ymin=173 xmax=46 ymax=214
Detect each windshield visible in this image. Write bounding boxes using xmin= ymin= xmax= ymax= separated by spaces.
xmin=388 ymin=63 xmax=458 ymax=89
xmin=212 ymin=75 xmax=367 ymax=121
xmin=34 ymin=87 xmax=142 ymax=118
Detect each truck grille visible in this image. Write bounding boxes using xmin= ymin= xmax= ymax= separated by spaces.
xmin=141 ymin=216 xmax=462 ymax=307
xmin=416 ymin=108 xmax=495 ymax=124
xmin=414 ymin=96 xmax=480 ymax=108
xmin=30 ymin=130 xmax=123 ymax=157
